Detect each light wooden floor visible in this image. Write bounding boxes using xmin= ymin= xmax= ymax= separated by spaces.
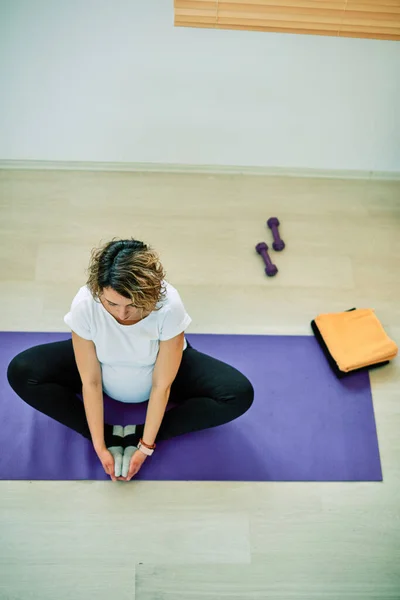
xmin=0 ymin=169 xmax=399 ymax=600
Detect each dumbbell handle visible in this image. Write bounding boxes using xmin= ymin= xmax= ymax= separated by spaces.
xmin=255 ymin=243 xmax=278 ymax=277
xmin=260 ymin=248 xmax=273 ymax=267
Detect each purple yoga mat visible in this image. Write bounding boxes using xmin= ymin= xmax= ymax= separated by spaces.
xmin=0 ymin=332 xmax=382 ymax=482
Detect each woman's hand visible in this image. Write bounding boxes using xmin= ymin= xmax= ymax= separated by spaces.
xmin=96 ymin=446 xmax=119 ymax=482
xmin=125 ymin=449 xmax=147 ymax=481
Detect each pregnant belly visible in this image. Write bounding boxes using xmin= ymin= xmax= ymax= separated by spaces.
xmin=101 ymin=364 xmax=153 ymax=403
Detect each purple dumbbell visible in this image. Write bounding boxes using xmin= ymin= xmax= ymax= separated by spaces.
xmin=267 ymin=217 xmax=285 ymax=251
xmin=255 ymin=242 xmax=278 ymax=277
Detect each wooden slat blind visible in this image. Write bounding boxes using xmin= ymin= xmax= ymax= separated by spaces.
xmin=174 ymin=0 xmax=400 ymax=40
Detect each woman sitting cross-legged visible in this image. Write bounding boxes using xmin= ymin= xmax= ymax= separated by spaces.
xmin=7 ymin=238 xmax=254 ymax=481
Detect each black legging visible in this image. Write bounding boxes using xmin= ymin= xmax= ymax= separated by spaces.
xmin=7 ymin=339 xmax=254 ymax=446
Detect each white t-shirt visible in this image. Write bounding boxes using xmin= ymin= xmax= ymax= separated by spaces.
xmin=64 ymin=282 xmax=192 ymax=403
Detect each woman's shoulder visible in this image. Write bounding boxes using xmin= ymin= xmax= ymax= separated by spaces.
xmin=155 ymin=281 xmax=191 ymax=338
xmin=157 ymin=281 xmax=185 ymax=312
xmin=70 ymin=285 xmax=95 ymax=311
xmin=64 ymin=286 xmax=97 ymax=339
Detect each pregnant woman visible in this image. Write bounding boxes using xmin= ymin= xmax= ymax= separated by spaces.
xmin=7 ymin=239 xmax=254 ymax=481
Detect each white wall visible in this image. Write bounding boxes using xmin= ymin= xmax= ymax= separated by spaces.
xmin=0 ymin=0 xmax=399 ymax=172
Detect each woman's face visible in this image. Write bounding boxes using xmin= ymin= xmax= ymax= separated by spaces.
xmin=100 ymin=287 xmax=143 ymax=323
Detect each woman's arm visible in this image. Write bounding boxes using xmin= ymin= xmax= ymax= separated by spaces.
xmin=71 ymin=332 xmax=105 ymax=452
xmin=82 ymin=383 xmax=106 ymax=452
xmin=142 ymin=332 xmax=185 ymax=446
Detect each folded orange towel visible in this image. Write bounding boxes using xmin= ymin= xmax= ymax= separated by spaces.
xmin=315 ymin=309 xmax=398 ymax=373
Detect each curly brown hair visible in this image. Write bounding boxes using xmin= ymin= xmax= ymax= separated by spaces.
xmin=86 ymin=238 xmax=166 ymax=312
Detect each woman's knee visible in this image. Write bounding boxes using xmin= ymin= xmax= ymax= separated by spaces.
xmin=232 ymin=374 xmax=254 ymax=416
xmin=7 ymin=351 xmax=37 ymax=390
